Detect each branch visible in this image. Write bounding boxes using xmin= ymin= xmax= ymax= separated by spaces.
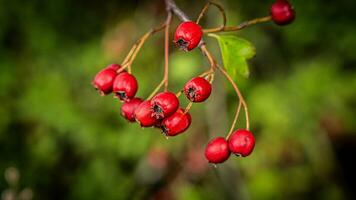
xmin=165 ymin=0 xmax=189 ymax=22
xmin=203 ymin=16 xmax=272 ymax=33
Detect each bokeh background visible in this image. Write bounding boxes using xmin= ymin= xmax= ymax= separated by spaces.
xmin=0 ymin=0 xmax=355 ymax=199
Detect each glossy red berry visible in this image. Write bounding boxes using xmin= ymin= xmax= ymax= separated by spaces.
xmin=174 ymin=21 xmax=203 ymax=51
xmin=113 ymin=72 xmax=138 ymax=101
xmin=161 ymin=108 xmax=191 ymax=136
xmin=151 ymin=92 xmax=179 ymax=119
xmin=204 ymin=137 xmax=230 ymax=164
xmin=270 ymin=0 xmax=295 ymax=25
xmin=228 ymin=129 xmax=255 ymax=157
xmin=121 ymin=98 xmax=143 ymax=122
xmin=184 ymin=77 xmax=212 ymax=103
xmin=92 ymin=64 xmax=121 ymax=95
xmin=134 ymin=100 xmax=159 ymax=127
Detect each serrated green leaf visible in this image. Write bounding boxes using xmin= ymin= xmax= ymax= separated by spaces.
xmin=209 ymin=34 xmax=256 ymax=78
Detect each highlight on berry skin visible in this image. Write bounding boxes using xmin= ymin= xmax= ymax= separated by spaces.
xmin=173 ymin=21 xmax=203 ymax=51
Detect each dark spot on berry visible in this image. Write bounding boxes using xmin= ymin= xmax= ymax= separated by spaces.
xmin=152 ymin=104 xmax=164 ymax=119
xmin=176 ymin=38 xmax=189 ymax=51
xmin=161 ymin=125 xmax=169 ymax=136
xmin=116 ymin=91 xmax=127 ymax=100
xmin=187 ymin=87 xmax=196 ymax=101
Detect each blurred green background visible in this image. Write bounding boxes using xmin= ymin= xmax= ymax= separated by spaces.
xmin=0 ymin=0 xmax=355 ymax=199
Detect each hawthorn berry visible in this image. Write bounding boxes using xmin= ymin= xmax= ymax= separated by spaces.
xmin=151 ymin=92 xmax=179 ymax=119
xmin=174 ymin=21 xmax=203 ymax=51
xmin=134 ymin=100 xmax=159 ymax=127
xmin=228 ymin=129 xmax=255 ymax=157
xmin=270 ymin=0 xmax=295 ymax=25
xmin=113 ymin=72 xmax=138 ymax=101
xmin=184 ymin=77 xmax=212 ymax=103
xmin=161 ymin=108 xmax=191 ymax=136
xmin=92 ymin=64 xmax=121 ymax=95
xmin=121 ymin=98 xmax=143 ymax=122
xmin=204 ymin=137 xmax=230 ymax=164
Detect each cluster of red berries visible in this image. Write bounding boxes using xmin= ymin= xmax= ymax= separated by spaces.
xmin=92 ymin=0 xmax=295 ymax=165
xmin=93 ymin=63 xmax=212 ymax=136
xmin=205 ymin=130 xmax=255 ymax=164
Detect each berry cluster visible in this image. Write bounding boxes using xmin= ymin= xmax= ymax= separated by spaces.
xmin=92 ymin=0 xmax=295 ymax=165
xmin=205 ymin=130 xmax=255 ymax=164
xmin=93 ymin=63 xmax=212 ymax=136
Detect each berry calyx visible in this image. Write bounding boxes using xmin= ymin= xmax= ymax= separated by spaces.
xmin=204 ymin=137 xmax=230 ymax=164
xmin=121 ymin=98 xmax=143 ymax=122
xmin=161 ymin=108 xmax=191 ymax=136
xmin=184 ymin=77 xmax=212 ymax=103
xmin=228 ymin=129 xmax=255 ymax=157
xmin=113 ymin=72 xmax=138 ymax=101
xmin=134 ymin=100 xmax=159 ymax=127
xmin=150 ymin=92 xmax=179 ymax=119
xmin=270 ymin=0 xmax=295 ymax=25
xmin=92 ymin=64 xmax=121 ymax=95
xmin=174 ymin=21 xmax=203 ymax=51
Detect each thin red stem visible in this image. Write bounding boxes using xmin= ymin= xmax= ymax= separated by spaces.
xmin=217 ymin=65 xmax=250 ymax=132
xmin=203 ymin=16 xmax=272 ymax=33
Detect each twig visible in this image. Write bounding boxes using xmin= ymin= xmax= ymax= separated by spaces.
xmin=203 ymin=16 xmax=272 ymax=33
xmin=217 ymin=65 xmax=250 ymax=132
xmin=196 ymin=1 xmax=227 ymax=28
xmin=164 ymin=12 xmax=172 ymax=91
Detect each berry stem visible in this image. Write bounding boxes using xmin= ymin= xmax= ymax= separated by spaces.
xmin=176 ymin=90 xmax=182 ymax=97
xmin=146 ymin=12 xmax=173 ymax=100
xmin=147 ymin=79 xmax=165 ymax=100
xmin=118 ymin=23 xmax=167 ymax=73
xmin=198 ymin=69 xmax=214 ymax=78
xmin=184 ymin=102 xmax=193 ymax=114
xmin=196 ymin=1 xmax=227 ymax=28
xmin=217 ymin=65 xmax=250 ymax=131
xmin=122 ymin=44 xmax=137 ymax=67
xmin=226 ymin=101 xmax=242 ymax=140
xmin=203 ymin=16 xmax=272 ymax=33
xmin=200 ymin=45 xmax=216 ymax=70
xmin=164 ymin=12 xmax=173 ymax=91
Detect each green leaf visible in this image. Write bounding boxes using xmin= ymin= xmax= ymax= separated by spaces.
xmin=209 ymin=34 xmax=256 ymax=78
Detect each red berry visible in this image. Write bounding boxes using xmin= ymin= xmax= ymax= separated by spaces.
xmin=174 ymin=21 xmax=203 ymax=51
xmin=161 ymin=108 xmax=191 ymax=136
xmin=204 ymin=137 xmax=230 ymax=164
xmin=121 ymin=98 xmax=143 ymax=122
xmin=134 ymin=100 xmax=159 ymax=127
xmin=184 ymin=77 xmax=212 ymax=103
xmin=228 ymin=129 xmax=255 ymax=157
xmin=113 ymin=72 xmax=138 ymax=101
xmin=151 ymin=92 xmax=179 ymax=119
xmin=270 ymin=0 xmax=295 ymax=25
xmin=92 ymin=64 xmax=121 ymax=95
xmin=106 ymin=63 xmax=121 ymax=71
